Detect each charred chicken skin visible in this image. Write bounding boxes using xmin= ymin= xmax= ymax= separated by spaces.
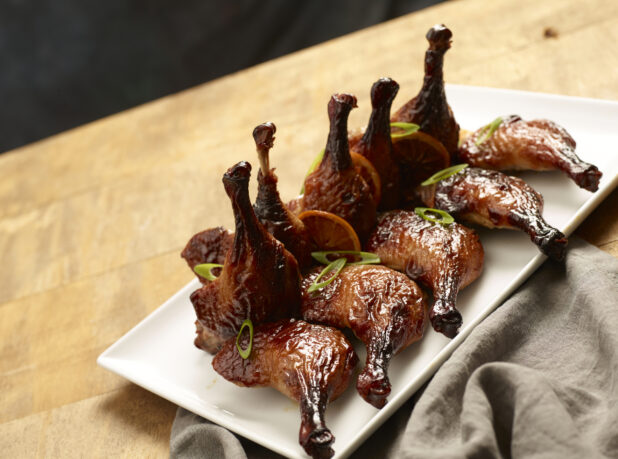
xmin=301 ymin=94 xmax=377 ymax=241
xmin=350 ymin=78 xmax=401 ymax=210
xmin=253 ymin=122 xmax=315 ymax=269
xmin=458 ymin=115 xmax=602 ymax=192
xmin=181 ymin=226 xmax=233 ymax=283
xmin=392 ymin=24 xmax=460 ymax=160
xmin=417 ymin=167 xmax=568 ymax=260
xmin=190 ymin=162 xmax=301 ymax=353
xmin=212 ymin=319 xmax=358 ymax=459
xmin=301 ymin=264 xmax=426 ymax=408
xmin=366 ymin=210 xmax=483 ymax=339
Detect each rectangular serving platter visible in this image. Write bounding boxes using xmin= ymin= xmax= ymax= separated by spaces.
xmin=98 ymin=85 xmax=618 ymax=458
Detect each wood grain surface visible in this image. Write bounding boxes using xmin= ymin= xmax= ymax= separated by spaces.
xmin=1 ymin=0 xmax=617 ymax=456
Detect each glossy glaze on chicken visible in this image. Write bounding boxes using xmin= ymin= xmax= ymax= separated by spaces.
xmin=417 ymin=166 xmax=568 ymax=260
xmin=350 ymin=78 xmax=401 ymax=210
xmin=392 ymin=24 xmax=460 ymax=159
xmin=367 ymin=210 xmax=483 ymax=338
xmin=458 ymin=115 xmax=602 ymax=191
xmin=253 ymin=122 xmax=315 ymax=269
xmin=301 ymin=264 xmax=426 ymax=408
xmin=301 ymin=94 xmax=377 ymax=241
xmin=189 ymin=162 xmax=301 ymax=353
xmin=181 ymin=226 xmax=233 ymax=283
xmin=212 ymin=319 xmax=358 ymax=459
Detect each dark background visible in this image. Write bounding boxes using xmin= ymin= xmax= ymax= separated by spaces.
xmin=1 ymin=0 xmax=442 ymax=153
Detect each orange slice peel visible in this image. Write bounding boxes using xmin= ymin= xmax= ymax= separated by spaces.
xmin=391 ymin=129 xmax=451 ymax=186
xmin=298 ymin=210 xmax=361 ymax=252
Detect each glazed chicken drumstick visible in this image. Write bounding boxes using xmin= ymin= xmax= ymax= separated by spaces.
xmin=301 ymin=93 xmax=377 ymax=241
xmin=417 ymin=166 xmax=568 ymax=260
xmin=392 ymin=24 xmax=460 ymax=160
xmin=350 ymin=77 xmax=401 ymax=210
xmin=366 ymin=210 xmax=483 ymax=338
xmin=189 ymin=162 xmax=301 ymax=353
xmin=458 ymin=115 xmax=603 ymax=192
xmin=253 ymin=122 xmax=315 ymax=269
xmin=301 ymin=264 xmax=426 ymax=408
xmin=213 ymin=319 xmax=358 ymax=459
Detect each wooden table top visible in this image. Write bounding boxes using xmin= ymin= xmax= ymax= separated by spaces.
xmin=2 ymin=0 xmax=617 ymax=456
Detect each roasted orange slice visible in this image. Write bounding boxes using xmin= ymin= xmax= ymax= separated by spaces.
xmin=298 ymin=210 xmax=361 ymax=252
xmin=391 ymin=129 xmax=451 ymax=187
xmin=350 ymin=151 xmax=381 ymax=205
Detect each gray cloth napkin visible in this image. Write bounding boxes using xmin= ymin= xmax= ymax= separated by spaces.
xmin=170 ymin=238 xmax=618 ymax=458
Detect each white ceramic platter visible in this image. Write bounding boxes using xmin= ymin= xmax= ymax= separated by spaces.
xmin=98 ymin=85 xmax=618 ymax=459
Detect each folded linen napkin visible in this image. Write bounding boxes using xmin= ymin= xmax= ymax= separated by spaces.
xmin=170 ymin=238 xmax=618 ymax=458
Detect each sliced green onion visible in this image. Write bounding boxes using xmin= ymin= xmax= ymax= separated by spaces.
xmin=421 ymin=164 xmax=468 ymax=186
xmin=415 ymin=207 xmax=455 ymax=226
xmin=307 ymin=258 xmax=347 ymax=293
xmin=311 ymin=250 xmax=380 ymax=266
xmin=236 ymin=318 xmax=254 ymax=359
xmin=390 ymin=122 xmax=420 ymax=140
xmin=194 ymin=263 xmax=224 ymax=281
xmin=475 ymin=117 xmax=503 ymax=146
xmin=300 ymin=149 xmax=325 ymax=194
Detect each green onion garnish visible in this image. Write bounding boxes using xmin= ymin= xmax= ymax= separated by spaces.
xmin=235 ymin=318 xmax=254 ymax=359
xmin=475 ymin=117 xmax=503 ymax=146
xmin=194 ymin=263 xmax=223 ymax=281
xmin=421 ymin=164 xmax=468 ymax=186
xmin=308 ymin=257 xmax=347 ymax=293
xmin=390 ymin=122 xmax=420 ymax=140
xmin=300 ymin=149 xmax=325 ymax=194
xmin=415 ymin=207 xmax=455 ymax=226
xmin=311 ymin=250 xmax=380 ymax=266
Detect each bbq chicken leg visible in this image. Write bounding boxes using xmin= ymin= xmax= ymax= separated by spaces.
xmin=458 ymin=115 xmax=603 ymax=192
xmin=350 ymin=77 xmax=401 ymax=210
xmin=301 ymin=94 xmax=377 ymax=241
xmin=417 ymin=166 xmax=568 ymax=260
xmin=190 ymin=162 xmax=301 ymax=353
xmin=301 ymin=264 xmax=426 ymax=408
xmin=366 ymin=210 xmax=483 ymax=338
xmin=253 ymin=122 xmax=315 ymax=269
xmin=212 ymin=319 xmax=358 ymax=459
xmin=392 ymin=24 xmax=460 ymax=160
